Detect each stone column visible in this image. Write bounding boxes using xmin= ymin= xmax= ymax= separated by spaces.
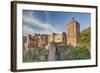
xmin=48 ymin=42 xmax=56 ymax=61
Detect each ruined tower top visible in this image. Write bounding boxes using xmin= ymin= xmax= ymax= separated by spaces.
xmin=72 ymin=17 xmax=75 ymax=21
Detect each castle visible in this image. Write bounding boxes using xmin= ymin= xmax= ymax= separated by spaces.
xmin=23 ymin=17 xmax=80 ymax=50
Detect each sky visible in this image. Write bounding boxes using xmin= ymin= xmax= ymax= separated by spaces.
xmin=22 ymin=10 xmax=91 ymax=36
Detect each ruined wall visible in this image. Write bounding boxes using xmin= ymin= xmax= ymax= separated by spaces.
xmin=54 ymin=34 xmax=62 ymax=43
xmin=48 ymin=33 xmax=67 ymax=44
xmin=38 ymin=35 xmax=48 ymax=48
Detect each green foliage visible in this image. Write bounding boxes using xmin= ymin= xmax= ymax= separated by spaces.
xmin=23 ymin=57 xmax=36 ymax=62
xmin=33 ymin=48 xmax=48 ymax=61
xmin=23 ymin=48 xmax=48 ymax=62
xmin=79 ymin=27 xmax=91 ymax=50
xmin=68 ymin=48 xmax=90 ymax=60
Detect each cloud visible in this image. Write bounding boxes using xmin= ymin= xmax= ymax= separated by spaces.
xmin=23 ymin=24 xmax=54 ymax=35
xmin=23 ymin=25 xmax=35 ymax=36
xmin=23 ymin=10 xmax=56 ymax=35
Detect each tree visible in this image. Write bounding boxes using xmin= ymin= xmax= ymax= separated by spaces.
xmin=68 ymin=48 xmax=90 ymax=60
xmin=79 ymin=27 xmax=91 ymax=51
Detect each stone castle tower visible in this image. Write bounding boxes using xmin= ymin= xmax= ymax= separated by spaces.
xmin=67 ymin=17 xmax=80 ymax=46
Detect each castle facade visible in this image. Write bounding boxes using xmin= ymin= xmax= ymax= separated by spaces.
xmin=23 ymin=17 xmax=80 ymax=50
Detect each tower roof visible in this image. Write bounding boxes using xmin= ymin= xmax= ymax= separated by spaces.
xmin=72 ymin=17 xmax=75 ymax=21
xmin=68 ymin=17 xmax=80 ymax=25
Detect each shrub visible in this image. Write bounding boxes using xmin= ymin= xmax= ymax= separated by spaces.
xmin=68 ymin=48 xmax=90 ymax=60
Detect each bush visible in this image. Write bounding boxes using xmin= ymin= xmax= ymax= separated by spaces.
xmin=68 ymin=48 xmax=90 ymax=60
